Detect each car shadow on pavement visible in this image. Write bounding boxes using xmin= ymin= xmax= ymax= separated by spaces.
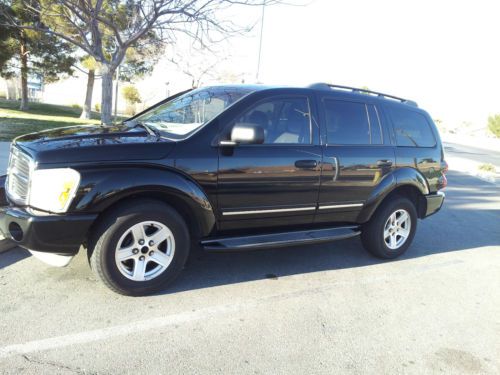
xmin=0 ymin=247 xmax=30 ymax=270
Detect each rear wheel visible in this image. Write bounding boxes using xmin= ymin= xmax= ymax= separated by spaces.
xmin=89 ymin=199 xmax=190 ymax=296
xmin=361 ymin=196 xmax=417 ymax=259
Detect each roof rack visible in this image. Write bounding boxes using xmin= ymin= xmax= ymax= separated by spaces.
xmin=307 ymin=83 xmax=418 ymax=107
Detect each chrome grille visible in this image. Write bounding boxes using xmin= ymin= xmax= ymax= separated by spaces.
xmin=6 ymin=146 xmax=33 ymax=205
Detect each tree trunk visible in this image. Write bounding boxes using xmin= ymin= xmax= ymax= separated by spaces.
xmin=19 ymin=35 xmax=29 ymax=111
xmin=80 ymin=69 xmax=95 ymax=119
xmin=100 ymin=64 xmax=114 ymax=125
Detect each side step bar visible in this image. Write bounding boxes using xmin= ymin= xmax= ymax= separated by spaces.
xmin=201 ymin=226 xmax=361 ymax=252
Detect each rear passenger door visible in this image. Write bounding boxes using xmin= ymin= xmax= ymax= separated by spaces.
xmin=316 ymin=97 xmax=395 ymax=224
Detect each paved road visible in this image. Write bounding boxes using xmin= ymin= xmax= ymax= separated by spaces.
xmin=444 ymin=141 xmax=500 ymax=167
xmin=0 ymin=170 xmax=498 ymax=374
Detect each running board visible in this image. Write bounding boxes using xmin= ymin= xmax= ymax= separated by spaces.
xmin=201 ymin=226 xmax=360 ymax=252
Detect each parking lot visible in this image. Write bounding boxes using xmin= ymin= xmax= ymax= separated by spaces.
xmin=0 ymin=167 xmax=499 ymax=374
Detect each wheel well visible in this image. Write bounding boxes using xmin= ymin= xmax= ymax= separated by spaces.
xmin=380 ymin=185 xmax=426 ymax=218
xmin=84 ymin=192 xmax=202 ymax=247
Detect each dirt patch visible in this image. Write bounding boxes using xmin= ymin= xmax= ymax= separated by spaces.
xmin=429 ymin=348 xmax=484 ymax=374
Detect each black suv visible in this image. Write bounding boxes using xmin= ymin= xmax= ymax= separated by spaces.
xmin=0 ymin=83 xmax=446 ymax=295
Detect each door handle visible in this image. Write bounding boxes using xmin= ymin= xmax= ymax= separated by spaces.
xmin=295 ymin=160 xmax=318 ymax=169
xmin=376 ymin=159 xmax=393 ymax=167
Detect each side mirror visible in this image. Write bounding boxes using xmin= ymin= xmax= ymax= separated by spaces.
xmin=228 ymin=123 xmax=265 ymax=145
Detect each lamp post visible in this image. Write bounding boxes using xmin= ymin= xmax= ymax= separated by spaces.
xmin=256 ymin=3 xmax=265 ymax=82
xmin=165 ymin=81 xmax=170 ymax=98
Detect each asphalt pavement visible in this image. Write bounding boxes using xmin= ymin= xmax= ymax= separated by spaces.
xmin=0 ymin=168 xmax=498 ymax=373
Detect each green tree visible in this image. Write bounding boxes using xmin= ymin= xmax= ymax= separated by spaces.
xmin=121 ymin=84 xmax=141 ymax=115
xmin=0 ymin=0 xmax=75 ymax=110
xmin=0 ymin=6 xmax=17 ymax=80
xmin=488 ymin=114 xmax=500 ymax=138
xmin=122 ymin=85 xmax=141 ymax=104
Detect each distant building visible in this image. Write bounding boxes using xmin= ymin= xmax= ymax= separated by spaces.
xmin=0 ymin=74 xmax=43 ymax=101
xmin=27 ymin=75 xmax=43 ymax=102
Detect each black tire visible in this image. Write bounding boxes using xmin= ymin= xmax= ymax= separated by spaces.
xmin=88 ymin=199 xmax=190 ymax=296
xmin=361 ymin=196 xmax=417 ymax=259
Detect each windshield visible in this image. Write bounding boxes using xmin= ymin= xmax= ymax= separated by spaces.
xmin=131 ymin=86 xmax=255 ymax=140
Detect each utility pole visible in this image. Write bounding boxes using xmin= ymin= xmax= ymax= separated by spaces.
xmin=114 ymin=65 xmax=120 ymax=123
xmin=256 ymin=4 xmax=265 ymax=82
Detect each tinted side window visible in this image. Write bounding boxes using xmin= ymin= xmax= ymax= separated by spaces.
xmin=389 ymin=107 xmax=436 ymax=147
xmin=323 ymin=100 xmax=370 ymax=145
xmin=235 ymin=97 xmax=311 ymax=144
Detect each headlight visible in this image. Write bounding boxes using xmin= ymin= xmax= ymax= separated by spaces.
xmin=29 ymin=168 xmax=81 ymax=213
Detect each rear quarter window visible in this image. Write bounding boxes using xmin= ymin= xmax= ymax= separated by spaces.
xmin=388 ymin=107 xmax=436 ymax=147
xmin=323 ymin=99 xmax=383 ymax=145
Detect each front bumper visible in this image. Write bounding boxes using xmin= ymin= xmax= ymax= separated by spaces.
xmin=0 ymin=206 xmax=97 ymax=255
xmin=0 ymin=175 xmax=7 ymax=207
xmin=422 ymin=191 xmax=445 ymax=218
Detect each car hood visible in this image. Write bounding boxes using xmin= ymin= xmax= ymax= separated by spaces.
xmin=13 ymin=124 xmax=176 ymax=164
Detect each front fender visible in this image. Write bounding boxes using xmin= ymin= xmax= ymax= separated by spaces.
xmin=357 ymin=167 xmax=429 ymax=223
xmin=70 ymin=165 xmax=216 ymax=236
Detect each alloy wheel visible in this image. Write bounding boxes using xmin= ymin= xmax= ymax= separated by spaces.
xmin=114 ymin=221 xmax=175 ymax=281
xmin=383 ymin=209 xmax=411 ymax=250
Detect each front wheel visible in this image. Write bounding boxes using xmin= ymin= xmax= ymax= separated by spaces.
xmin=361 ymin=196 xmax=417 ymax=259
xmin=89 ymin=199 xmax=190 ymax=296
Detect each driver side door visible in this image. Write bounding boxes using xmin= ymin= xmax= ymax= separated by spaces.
xmin=216 ymin=93 xmax=322 ymax=231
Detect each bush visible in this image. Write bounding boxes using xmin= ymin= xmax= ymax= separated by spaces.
xmin=488 ymin=114 xmax=500 ymax=137
xmin=478 ymin=163 xmax=496 ymax=173
xmin=71 ymin=103 xmax=82 ymax=110
xmin=94 ymin=103 xmax=100 ymax=112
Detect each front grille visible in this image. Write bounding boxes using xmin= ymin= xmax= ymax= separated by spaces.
xmin=6 ymin=146 xmax=33 ymax=205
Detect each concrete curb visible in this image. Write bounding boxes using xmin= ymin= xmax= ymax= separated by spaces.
xmin=447 ymin=156 xmax=499 ymax=186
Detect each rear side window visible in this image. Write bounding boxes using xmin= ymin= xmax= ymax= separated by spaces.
xmin=323 ymin=99 xmax=383 ymax=145
xmin=389 ymin=107 xmax=436 ymax=147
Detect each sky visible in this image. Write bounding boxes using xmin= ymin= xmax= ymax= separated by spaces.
xmin=226 ymin=0 xmax=500 ymax=127
xmin=45 ymin=0 xmax=500 ymax=128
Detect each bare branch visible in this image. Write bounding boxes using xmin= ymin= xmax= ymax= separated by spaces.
xmin=1 ymin=0 xmax=289 ymax=123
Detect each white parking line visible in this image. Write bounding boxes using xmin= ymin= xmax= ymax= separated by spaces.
xmin=0 ymin=300 xmax=247 ymax=359
xmin=0 ymin=259 xmax=463 ymax=360
xmin=0 ymin=282 xmax=339 ymax=359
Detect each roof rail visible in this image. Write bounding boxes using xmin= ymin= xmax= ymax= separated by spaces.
xmin=307 ymin=83 xmax=418 ymax=107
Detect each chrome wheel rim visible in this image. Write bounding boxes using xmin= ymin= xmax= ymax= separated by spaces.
xmin=115 ymin=221 xmax=175 ymax=281
xmin=383 ymin=209 xmax=411 ymax=250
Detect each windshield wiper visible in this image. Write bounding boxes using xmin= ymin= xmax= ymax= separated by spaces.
xmin=130 ymin=122 xmax=161 ymax=138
